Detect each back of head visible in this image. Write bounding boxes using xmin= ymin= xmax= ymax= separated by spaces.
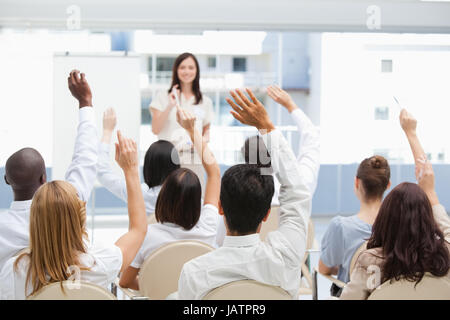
xmin=17 ymin=180 xmax=88 ymax=296
xmin=220 ymin=164 xmax=274 ymax=235
xmin=356 ymin=155 xmax=390 ymax=201
xmin=368 ymin=182 xmax=450 ymax=284
xmin=5 ymin=148 xmax=46 ymax=195
xmin=143 ymin=140 xmax=180 ymax=189
xmin=155 ymin=168 xmax=201 ymax=230
xmin=242 ymin=135 xmax=271 ymax=168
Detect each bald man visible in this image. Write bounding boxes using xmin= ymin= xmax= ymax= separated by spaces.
xmin=0 ymin=70 xmax=98 ymax=270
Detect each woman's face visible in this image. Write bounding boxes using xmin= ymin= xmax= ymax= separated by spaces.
xmin=177 ymin=57 xmax=197 ymax=85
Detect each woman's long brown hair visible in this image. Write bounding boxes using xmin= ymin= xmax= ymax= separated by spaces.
xmin=15 ymin=181 xmax=90 ymax=297
xmin=168 ymin=52 xmax=202 ymax=105
xmin=367 ymin=182 xmax=450 ymax=285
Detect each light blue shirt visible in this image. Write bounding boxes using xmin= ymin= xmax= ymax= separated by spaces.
xmin=320 ymin=215 xmax=372 ymax=283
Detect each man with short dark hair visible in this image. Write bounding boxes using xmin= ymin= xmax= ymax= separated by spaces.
xmin=177 ymin=88 xmax=313 ymax=300
xmin=0 ymin=70 xmax=98 ymax=270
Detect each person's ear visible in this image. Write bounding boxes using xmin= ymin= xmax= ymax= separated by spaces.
xmin=354 ymin=177 xmax=360 ymax=190
xmin=387 ymin=180 xmax=392 ymax=190
xmin=40 ymin=173 xmax=46 ymax=185
xmin=218 ymin=200 xmax=224 ymax=216
xmin=262 ymin=208 xmax=271 ymax=222
xmin=4 ymin=175 xmax=9 ymax=185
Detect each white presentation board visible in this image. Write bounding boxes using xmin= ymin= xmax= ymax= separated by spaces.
xmin=52 ymin=52 xmax=141 ymax=181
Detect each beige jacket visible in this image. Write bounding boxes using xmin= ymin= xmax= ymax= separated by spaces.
xmin=340 ymin=204 xmax=450 ymax=300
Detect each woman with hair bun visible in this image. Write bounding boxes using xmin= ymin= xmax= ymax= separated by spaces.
xmin=319 ymin=154 xmax=391 ymax=297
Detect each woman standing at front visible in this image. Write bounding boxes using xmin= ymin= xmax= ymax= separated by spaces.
xmin=150 ymin=52 xmax=214 ymax=194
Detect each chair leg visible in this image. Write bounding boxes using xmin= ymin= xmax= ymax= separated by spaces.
xmin=312 ymin=269 xmax=318 ymax=300
xmin=111 ymin=282 xmax=117 ymax=297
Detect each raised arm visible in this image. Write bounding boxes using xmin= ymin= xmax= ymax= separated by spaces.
xmin=150 ymin=86 xmax=179 ymax=135
xmin=113 ymin=131 xmax=147 ymax=272
xmin=97 ymin=108 xmax=128 ymax=202
xmin=64 ymin=70 xmax=98 ymax=202
xmin=399 ymin=109 xmax=426 ymax=166
xmin=267 ymin=85 xmax=320 ymax=194
xmin=227 ymin=88 xmax=312 ymax=261
xmin=176 ymin=107 xmax=220 ymax=207
xmin=401 ymin=110 xmax=449 ymax=240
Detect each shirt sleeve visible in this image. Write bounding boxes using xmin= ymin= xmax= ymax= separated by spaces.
xmin=432 ymin=204 xmax=450 ymax=243
xmin=129 ymin=246 xmax=145 ymax=269
xmin=291 ymin=108 xmax=320 ymax=195
xmin=65 ymin=107 xmax=99 ymax=202
xmin=195 ymin=204 xmax=219 ymax=237
xmin=96 ymin=142 xmax=128 ymax=202
xmin=320 ymin=216 xmax=345 ymax=268
xmin=0 ymin=257 xmax=15 ymax=300
xmin=262 ymin=129 xmax=312 ymax=268
xmin=202 ymin=96 xmax=214 ymax=127
xmin=90 ymin=245 xmax=123 ymax=285
xmin=150 ymin=91 xmax=168 ymax=112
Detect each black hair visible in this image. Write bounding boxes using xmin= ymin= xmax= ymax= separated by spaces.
xmin=155 ymin=168 xmax=201 ymax=230
xmin=220 ymin=164 xmax=274 ymax=234
xmin=143 ymin=140 xmax=180 ymax=189
xmin=241 ymin=135 xmax=271 ymax=168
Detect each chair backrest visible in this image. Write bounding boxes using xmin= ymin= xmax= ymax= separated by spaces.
xmin=259 ymin=206 xmax=279 ymax=241
xmin=203 ymin=280 xmax=292 ymax=300
xmin=349 ymin=241 xmax=367 ymax=277
xmin=138 ymin=240 xmax=214 ymax=299
xmin=27 ymin=281 xmax=116 ymax=300
xmin=368 ymin=273 xmax=450 ymax=300
xmin=260 ymin=207 xmax=315 ymax=252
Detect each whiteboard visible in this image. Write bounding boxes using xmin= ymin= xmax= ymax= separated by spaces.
xmin=52 ymin=52 xmax=141 ymax=181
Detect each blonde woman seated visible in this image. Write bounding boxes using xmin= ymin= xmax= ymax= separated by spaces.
xmin=340 ymin=109 xmax=450 ymax=299
xmin=118 ymin=106 xmax=220 ymax=291
xmin=0 ymin=131 xmax=147 ymax=299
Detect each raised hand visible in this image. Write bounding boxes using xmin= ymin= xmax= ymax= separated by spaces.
xmin=267 ymin=85 xmax=297 ymax=113
xmin=103 ymin=108 xmax=117 ymax=133
xmin=115 ymin=130 xmax=138 ymax=173
xmin=68 ymin=70 xmax=93 ymax=108
xmin=226 ymin=88 xmax=274 ymax=132
xmin=176 ymin=107 xmax=196 ymax=131
xmin=399 ymin=109 xmax=417 ymax=135
xmin=169 ymin=84 xmax=180 ymax=109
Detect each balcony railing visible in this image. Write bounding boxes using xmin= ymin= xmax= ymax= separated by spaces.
xmin=141 ymin=71 xmax=278 ymax=91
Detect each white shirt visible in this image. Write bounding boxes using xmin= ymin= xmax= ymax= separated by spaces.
xmin=150 ymin=91 xmax=214 ymax=152
xmin=0 ymin=245 xmax=122 ymax=300
xmin=0 ymin=107 xmax=98 ymax=272
xmin=215 ymin=108 xmax=320 ymax=247
xmin=97 ymin=142 xmax=161 ymax=215
xmin=178 ymin=129 xmax=313 ymax=300
xmin=130 ymin=204 xmax=219 ymax=269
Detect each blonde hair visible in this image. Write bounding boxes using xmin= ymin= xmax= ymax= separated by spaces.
xmin=15 ymin=181 xmax=90 ymax=297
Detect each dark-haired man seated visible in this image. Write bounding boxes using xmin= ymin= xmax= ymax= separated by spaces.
xmin=177 ymin=88 xmax=312 ymax=300
xmin=0 ymin=70 xmax=98 ymax=270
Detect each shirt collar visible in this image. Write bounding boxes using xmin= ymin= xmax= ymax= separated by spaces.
xmin=10 ymin=200 xmax=33 ymax=210
xmin=223 ymin=233 xmax=261 ymax=248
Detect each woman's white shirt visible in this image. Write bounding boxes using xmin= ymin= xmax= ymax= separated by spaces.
xmin=150 ymin=91 xmax=214 ymax=152
xmin=0 ymin=245 xmax=122 ymax=300
xmin=97 ymin=142 xmax=161 ymax=215
xmin=130 ymin=204 xmax=219 ymax=269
